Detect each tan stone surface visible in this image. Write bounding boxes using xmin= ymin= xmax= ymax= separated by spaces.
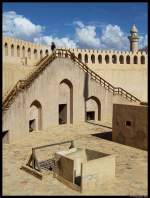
xmin=112 ymin=104 xmax=148 ymax=150
xmin=3 ymin=63 xmax=35 ymax=97
xmin=3 ymin=122 xmax=147 ymax=195
xmin=3 ymin=36 xmax=147 ymax=101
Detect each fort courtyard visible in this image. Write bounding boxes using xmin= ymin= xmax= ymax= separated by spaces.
xmin=3 ymin=123 xmax=147 ymax=195
xmin=2 ymin=3 xmax=148 ymax=196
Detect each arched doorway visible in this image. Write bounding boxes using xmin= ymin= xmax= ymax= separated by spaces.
xmin=29 ymin=100 xmax=42 ymax=132
xmin=59 ymin=79 xmax=73 ymax=124
xmin=86 ymin=96 xmax=101 ymax=121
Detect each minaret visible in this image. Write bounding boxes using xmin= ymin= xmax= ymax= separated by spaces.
xmin=128 ymin=24 xmax=139 ymax=52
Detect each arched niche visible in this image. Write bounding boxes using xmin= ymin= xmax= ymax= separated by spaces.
xmin=11 ymin=44 xmax=14 ymax=56
xmin=98 ymin=55 xmax=102 ymax=64
xmin=59 ymin=79 xmax=73 ymax=124
xmin=29 ymin=100 xmax=42 ymax=132
xmin=22 ymin=46 xmax=25 ymax=58
xmin=17 ymin=45 xmax=20 ymax=57
xmin=85 ymin=54 xmax=88 ymax=63
xmin=86 ymin=96 xmax=101 ymax=121
xmin=28 ymin=48 xmax=31 ymax=59
xmin=4 ymin=43 xmax=8 ymax=56
xmin=91 ymin=54 xmax=95 ymax=64
xmin=34 ymin=49 xmax=38 ymax=59
xmin=105 ymin=55 xmax=109 ymax=64
xmin=141 ymin=55 xmax=145 ymax=64
xmin=78 ymin=53 xmax=82 ymax=61
xmin=45 ymin=49 xmax=49 ymax=56
xmin=112 ymin=55 xmax=117 ymax=64
xmin=133 ymin=55 xmax=138 ymax=64
xmin=119 ymin=55 xmax=124 ymax=64
xmin=126 ymin=55 xmax=130 ymax=64
xmin=40 ymin=50 xmax=43 ymax=59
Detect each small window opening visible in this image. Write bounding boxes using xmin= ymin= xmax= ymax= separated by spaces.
xmin=86 ymin=111 xmax=95 ymax=121
xmin=126 ymin=121 xmax=131 ymax=126
xmin=59 ymin=104 xmax=67 ymax=124
xmin=29 ymin=119 xmax=36 ymax=132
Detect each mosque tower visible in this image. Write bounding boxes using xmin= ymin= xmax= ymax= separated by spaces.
xmin=128 ymin=24 xmax=140 ymax=52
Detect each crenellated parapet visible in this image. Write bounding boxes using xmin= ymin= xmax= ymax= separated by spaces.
xmin=3 ymin=36 xmax=147 ymax=67
xmin=3 ymin=36 xmax=52 ymax=66
xmin=68 ymin=48 xmax=147 ymax=66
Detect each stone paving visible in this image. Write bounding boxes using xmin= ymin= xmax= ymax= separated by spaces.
xmin=2 ymin=122 xmax=147 ymax=195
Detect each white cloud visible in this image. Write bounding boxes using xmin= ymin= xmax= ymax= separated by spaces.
xmin=74 ymin=21 xmax=148 ymax=51
xmin=74 ymin=21 xmax=131 ymax=50
xmin=74 ymin=21 xmax=101 ymax=48
xmin=3 ymin=11 xmax=147 ymax=51
xmin=139 ymin=34 xmax=147 ymax=49
xmin=100 ymin=24 xmax=129 ymax=50
xmin=3 ymin=11 xmax=44 ymax=39
xmin=3 ymin=11 xmax=77 ymax=48
xmin=34 ymin=36 xmax=77 ymax=48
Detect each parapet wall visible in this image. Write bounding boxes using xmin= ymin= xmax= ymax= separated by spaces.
xmin=69 ymin=48 xmax=147 ymax=66
xmin=3 ymin=36 xmax=147 ymax=67
xmin=3 ymin=36 xmax=52 ymax=66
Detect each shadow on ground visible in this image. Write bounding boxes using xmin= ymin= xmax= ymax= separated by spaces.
xmin=86 ymin=121 xmax=112 ymax=129
xmin=91 ymin=131 xmax=112 ymax=141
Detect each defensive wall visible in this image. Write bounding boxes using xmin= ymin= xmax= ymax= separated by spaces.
xmin=3 ymin=50 xmax=139 ymax=142
xmin=3 ymin=36 xmax=147 ymax=66
xmin=3 ymin=36 xmax=148 ymax=101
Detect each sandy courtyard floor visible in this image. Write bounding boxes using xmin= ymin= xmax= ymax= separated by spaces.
xmin=2 ymin=122 xmax=147 ymax=195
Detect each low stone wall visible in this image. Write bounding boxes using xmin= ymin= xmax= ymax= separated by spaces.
xmin=112 ymin=103 xmax=148 ymax=150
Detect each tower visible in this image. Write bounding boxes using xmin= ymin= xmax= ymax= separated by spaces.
xmin=128 ymin=24 xmax=139 ymax=52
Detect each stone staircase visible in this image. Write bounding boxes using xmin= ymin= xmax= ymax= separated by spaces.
xmin=3 ymin=49 xmax=141 ymax=111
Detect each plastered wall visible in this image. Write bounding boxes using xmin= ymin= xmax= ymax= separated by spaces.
xmin=3 ymin=58 xmax=137 ymax=142
xmin=3 ymin=36 xmax=147 ymax=101
xmin=112 ymin=103 xmax=148 ymax=150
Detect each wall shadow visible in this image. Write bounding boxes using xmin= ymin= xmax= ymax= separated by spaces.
xmin=84 ymin=72 xmax=89 ymax=122
xmin=86 ymin=121 xmax=112 ymax=129
xmin=91 ymin=131 xmax=112 ymax=141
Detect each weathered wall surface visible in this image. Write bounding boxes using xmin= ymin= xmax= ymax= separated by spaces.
xmin=3 ymin=58 xmax=137 ymax=142
xmin=93 ymin=65 xmax=147 ymax=101
xmin=81 ymin=154 xmax=115 ymax=192
xmin=112 ymin=104 xmax=148 ymax=150
xmin=3 ymin=36 xmax=147 ymax=101
xmin=3 ymin=36 xmax=52 ymax=66
xmin=3 ymin=63 xmax=35 ymax=97
xmin=86 ymin=99 xmax=99 ymax=121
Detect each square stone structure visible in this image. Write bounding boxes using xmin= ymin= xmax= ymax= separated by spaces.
xmin=54 ymin=148 xmax=115 ymax=192
xmin=112 ymin=103 xmax=148 ymax=150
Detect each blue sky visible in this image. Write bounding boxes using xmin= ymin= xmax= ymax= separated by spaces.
xmin=3 ymin=3 xmax=148 ymax=50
